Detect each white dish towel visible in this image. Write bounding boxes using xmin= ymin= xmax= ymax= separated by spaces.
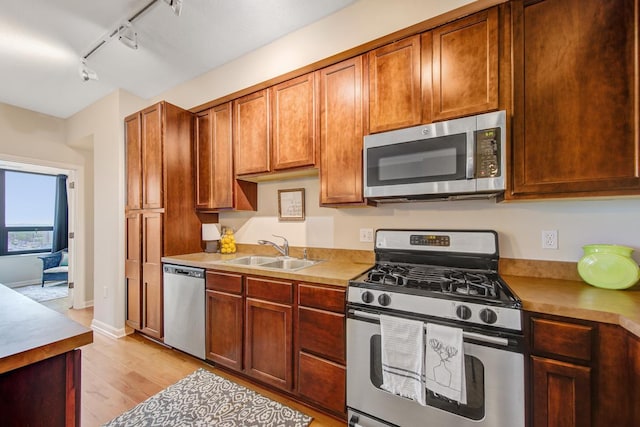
xmin=379 ymin=314 xmax=426 ymax=405
xmin=425 ymin=323 xmax=467 ymax=404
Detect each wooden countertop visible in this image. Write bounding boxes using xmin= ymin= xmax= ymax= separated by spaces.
xmin=162 ymin=251 xmax=372 ymax=287
xmin=504 ymin=275 xmax=640 ymax=337
xmin=0 ymin=284 xmax=93 ymax=374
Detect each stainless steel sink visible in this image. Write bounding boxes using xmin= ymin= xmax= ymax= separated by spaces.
xmin=223 ymin=256 xmax=320 ymax=271
xmin=260 ymin=258 xmax=319 ymax=271
xmin=224 ymin=256 xmax=278 ymax=266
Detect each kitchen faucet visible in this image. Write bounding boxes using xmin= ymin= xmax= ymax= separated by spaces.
xmin=258 ymin=235 xmax=289 ymax=257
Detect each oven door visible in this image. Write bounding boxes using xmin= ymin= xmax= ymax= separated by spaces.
xmin=346 ymin=310 xmax=525 ymax=427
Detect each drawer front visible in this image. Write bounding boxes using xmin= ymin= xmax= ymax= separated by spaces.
xmin=298 ymin=283 xmax=345 ymax=313
xmin=531 ymin=317 xmax=594 ymax=362
xmin=298 ymin=351 xmax=346 ymax=416
xmin=246 ymin=277 xmax=293 ymax=304
xmin=206 ymin=271 xmax=242 ymax=294
xmin=298 ymin=307 xmax=345 ymax=364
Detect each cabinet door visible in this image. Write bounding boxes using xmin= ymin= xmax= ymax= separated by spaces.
xmin=234 ymin=90 xmax=270 ymax=176
xmin=271 ymin=73 xmax=317 ymax=170
xmin=245 ymin=298 xmax=293 ymax=391
xmin=511 ymin=0 xmax=640 ymax=198
xmin=630 ymin=333 xmax=640 ymax=426
xmin=531 ymin=356 xmax=591 ymax=427
xmin=194 ymin=109 xmax=213 ymax=209
xmin=125 ymin=212 xmax=142 ymax=330
xmin=141 ymin=212 xmax=163 ymax=339
xmin=125 ymin=113 xmax=142 ymax=210
xmin=318 ymin=56 xmax=366 ymax=206
xmin=431 ymin=7 xmax=499 ymax=121
xmin=298 ymin=351 xmax=346 ymax=416
xmin=206 ymin=290 xmax=243 ymax=370
xmin=195 ymin=104 xmax=234 ymax=210
xmin=368 ymin=35 xmax=422 ymax=133
xmin=140 ymin=103 xmax=164 ymax=209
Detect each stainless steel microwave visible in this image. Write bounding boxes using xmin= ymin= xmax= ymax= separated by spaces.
xmin=363 ymin=110 xmax=506 ymax=201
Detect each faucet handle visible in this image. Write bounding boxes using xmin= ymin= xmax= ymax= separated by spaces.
xmin=272 ymin=234 xmax=288 ymax=245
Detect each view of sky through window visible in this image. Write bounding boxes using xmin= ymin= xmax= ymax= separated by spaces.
xmin=5 ymin=171 xmax=56 ymax=226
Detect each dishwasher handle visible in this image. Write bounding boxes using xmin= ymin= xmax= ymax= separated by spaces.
xmin=163 ymin=264 xmax=205 ymax=279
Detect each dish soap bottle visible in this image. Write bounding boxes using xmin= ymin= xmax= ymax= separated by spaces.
xmin=220 ymin=227 xmax=236 ymax=254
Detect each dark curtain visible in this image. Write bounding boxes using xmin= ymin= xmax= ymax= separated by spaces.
xmin=51 ymin=174 xmax=68 ymax=253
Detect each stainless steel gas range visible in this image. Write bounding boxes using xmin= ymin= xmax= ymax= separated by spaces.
xmin=346 ymin=229 xmax=525 ymax=427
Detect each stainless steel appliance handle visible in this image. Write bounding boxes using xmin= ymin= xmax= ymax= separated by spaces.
xmin=350 ymin=310 xmax=509 ymax=347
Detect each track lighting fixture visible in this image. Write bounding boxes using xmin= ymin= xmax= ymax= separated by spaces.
xmin=79 ymin=0 xmax=183 ymax=81
xmin=118 ymin=22 xmax=138 ymax=50
xmin=79 ymin=60 xmax=98 ymax=82
xmin=163 ymin=0 xmax=183 ymax=16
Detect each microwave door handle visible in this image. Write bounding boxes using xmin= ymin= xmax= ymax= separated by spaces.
xmin=466 ymin=130 xmax=475 ymax=179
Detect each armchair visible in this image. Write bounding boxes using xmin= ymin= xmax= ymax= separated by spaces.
xmin=37 ymin=249 xmax=68 ymax=287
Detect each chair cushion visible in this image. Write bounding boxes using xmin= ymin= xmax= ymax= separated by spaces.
xmin=60 ymin=252 xmax=69 ymax=266
xmin=44 ymin=266 xmax=68 ymax=274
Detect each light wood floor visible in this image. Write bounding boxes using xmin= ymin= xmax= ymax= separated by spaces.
xmin=64 ymin=308 xmax=345 ymax=427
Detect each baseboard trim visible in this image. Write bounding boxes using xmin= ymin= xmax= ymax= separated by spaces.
xmin=5 ymin=280 xmax=41 ymax=288
xmin=91 ymin=318 xmax=128 ymax=339
xmin=73 ymin=299 xmax=94 ymax=310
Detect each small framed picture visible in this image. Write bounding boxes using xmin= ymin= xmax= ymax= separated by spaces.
xmin=278 ymin=188 xmax=305 ymax=221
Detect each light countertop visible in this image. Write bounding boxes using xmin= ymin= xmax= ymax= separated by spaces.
xmin=162 ymin=251 xmax=372 ymax=287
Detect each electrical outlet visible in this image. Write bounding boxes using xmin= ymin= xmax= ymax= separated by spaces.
xmin=360 ymin=228 xmax=374 ymax=242
xmin=103 ymin=286 xmax=108 ymax=299
xmin=541 ymin=230 xmax=558 ymax=249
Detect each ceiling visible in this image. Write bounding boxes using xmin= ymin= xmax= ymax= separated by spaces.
xmin=0 ymin=0 xmax=355 ymax=119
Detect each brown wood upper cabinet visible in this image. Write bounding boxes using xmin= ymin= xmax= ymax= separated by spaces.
xmin=318 ymin=55 xmax=367 ymax=206
xmin=368 ymin=35 xmax=423 ymax=133
xmin=510 ymin=0 xmax=640 ymax=199
xmin=195 ymin=104 xmax=233 ymax=210
xmin=270 ymin=73 xmax=317 ymax=170
xmin=234 ymin=90 xmax=271 ymax=176
xmin=194 ymin=104 xmax=256 ymax=211
xmin=429 ymin=7 xmax=499 ymax=121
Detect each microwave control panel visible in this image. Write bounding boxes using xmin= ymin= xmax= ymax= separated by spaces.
xmin=475 ymin=127 xmax=501 ymax=178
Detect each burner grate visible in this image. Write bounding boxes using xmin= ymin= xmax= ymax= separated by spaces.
xmin=366 ymin=263 xmax=501 ymax=300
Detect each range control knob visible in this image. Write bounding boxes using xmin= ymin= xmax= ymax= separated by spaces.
xmin=361 ymin=291 xmax=374 ymax=304
xmin=479 ymin=308 xmax=498 ymax=324
xmin=456 ymin=305 xmax=472 ymax=320
xmin=378 ymin=293 xmax=391 ymax=307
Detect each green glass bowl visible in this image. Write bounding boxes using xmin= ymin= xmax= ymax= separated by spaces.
xmin=578 ymin=245 xmax=640 ymax=290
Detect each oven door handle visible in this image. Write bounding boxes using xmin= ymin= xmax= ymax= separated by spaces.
xmin=350 ymin=310 xmax=510 ymax=347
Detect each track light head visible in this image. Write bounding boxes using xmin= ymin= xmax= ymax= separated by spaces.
xmin=163 ymin=0 xmax=182 ymax=16
xmin=118 ymin=22 xmax=138 ymax=50
xmin=79 ymin=60 xmax=98 ymax=82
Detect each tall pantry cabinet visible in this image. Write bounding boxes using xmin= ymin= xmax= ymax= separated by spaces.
xmin=125 ymin=101 xmax=203 ymax=339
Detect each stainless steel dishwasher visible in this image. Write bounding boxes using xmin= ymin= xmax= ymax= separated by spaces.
xmin=163 ymin=264 xmax=205 ymax=359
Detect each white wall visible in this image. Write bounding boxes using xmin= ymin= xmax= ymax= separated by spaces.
xmin=220 ymin=177 xmax=640 ymax=264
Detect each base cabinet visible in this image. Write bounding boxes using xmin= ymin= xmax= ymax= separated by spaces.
xmin=296 ymin=282 xmax=346 ymax=417
xmin=0 ymin=350 xmax=81 ymax=427
xmin=205 ymin=272 xmax=346 ymax=419
xmin=206 ymin=271 xmax=243 ymax=371
xmin=526 ymin=312 xmax=634 ymax=427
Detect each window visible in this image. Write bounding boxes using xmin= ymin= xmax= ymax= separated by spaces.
xmin=0 ymin=169 xmax=56 ymax=255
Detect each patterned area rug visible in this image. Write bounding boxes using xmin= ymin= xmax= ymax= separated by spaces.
xmin=13 ymin=282 xmax=68 ymax=302
xmin=103 ymin=368 xmax=313 ymax=427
